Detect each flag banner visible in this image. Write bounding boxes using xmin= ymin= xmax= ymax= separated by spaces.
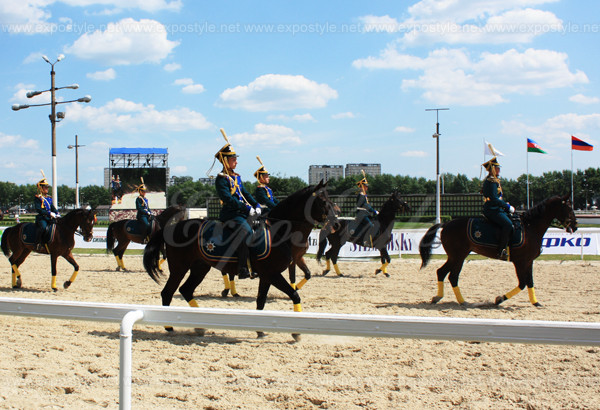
xmin=527 ymin=138 xmax=547 ymax=154
xmin=572 ymin=136 xmax=593 ymax=151
xmin=484 ymin=141 xmax=504 ymax=156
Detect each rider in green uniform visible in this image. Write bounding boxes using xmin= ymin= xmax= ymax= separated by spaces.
xmin=214 ymin=142 xmax=261 ymax=279
xmin=253 ymin=160 xmax=279 ymax=212
xmin=481 ymin=157 xmax=515 ymax=260
xmin=135 ymin=181 xmax=152 ymax=243
xmin=354 ymin=173 xmax=378 ymax=247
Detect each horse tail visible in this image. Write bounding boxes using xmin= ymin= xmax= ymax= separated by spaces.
xmin=143 ymin=228 xmax=165 ymax=284
xmin=1 ymin=226 xmax=12 ymax=256
xmin=419 ymin=223 xmax=442 ymax=269
xmin=316 ymin=227 xmax=329 ymax=262
xmin=106 ymin=223 xmax=115 ymax=253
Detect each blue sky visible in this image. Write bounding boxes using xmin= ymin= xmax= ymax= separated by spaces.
xmin=1 ymin=0 xmax=599 ymax=189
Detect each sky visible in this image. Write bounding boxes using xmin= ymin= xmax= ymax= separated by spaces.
xmin=1 ymin=0 xmax=600 ymax=190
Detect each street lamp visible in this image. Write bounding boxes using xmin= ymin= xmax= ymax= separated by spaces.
xmin=11 ymin=54 xmax=91 ymax=208
xmin=68 ymin=134 xmax=85 ymax=208
xmin=426 ymin=108 xmax=449 ymax=224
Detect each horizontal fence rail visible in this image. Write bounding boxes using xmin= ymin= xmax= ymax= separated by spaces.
xmin=1 ymin=297 xmax=599 ymax=408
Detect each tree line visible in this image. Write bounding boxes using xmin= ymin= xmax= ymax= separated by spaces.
xmin=1 ymin=168 xmax=598 ymax=211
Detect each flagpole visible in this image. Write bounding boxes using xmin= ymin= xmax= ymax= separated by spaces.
xmin=571 ymin=144 xmax=574 ymax=206
xmin=526 ymin=148 xmax=530 ymax=208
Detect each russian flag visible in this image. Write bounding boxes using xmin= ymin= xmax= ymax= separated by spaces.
xmin=572 ymin=136 xmax=593 ymax=151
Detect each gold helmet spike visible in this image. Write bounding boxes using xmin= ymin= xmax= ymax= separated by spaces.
xmin=356 ymin=170 xmax=368 ymax=188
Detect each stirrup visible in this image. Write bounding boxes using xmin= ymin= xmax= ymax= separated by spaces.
xmin=238 ymin=267 xmax=250 ymax=280
xmin=497 ymin=249 xmax=508 ymax=261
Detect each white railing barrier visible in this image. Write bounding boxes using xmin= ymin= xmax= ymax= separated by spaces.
xmin=1 ymin=297 xmax=599 ymax=409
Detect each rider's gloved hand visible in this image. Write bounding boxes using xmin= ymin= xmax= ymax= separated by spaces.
xmin=50 ymin=212 xmax=57 ymax=218
xmin=249 ymin=207 xmax=256 ymax=217
xmin=255 ymin=206 xmax=262 ymax=216
xmin=508 ymin=205 xmax=515 ymax=214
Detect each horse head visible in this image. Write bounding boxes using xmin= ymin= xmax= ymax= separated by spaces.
xmin=79 ymin=208 xmax=97 ymax=242
xmin=556 ymin=194 xmax=578 ymax=233
xmin=311 ymin=180 xmax=340 ymax=229
xmin=391 ymin=191 xmax=411 ymax=213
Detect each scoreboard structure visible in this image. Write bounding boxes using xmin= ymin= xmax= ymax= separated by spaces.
xmin=107 ymin=147 xmax=169 ymax=211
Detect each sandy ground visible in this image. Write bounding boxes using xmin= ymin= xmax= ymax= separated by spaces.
xmin=0 ymin=253 xmax=599 ymax=409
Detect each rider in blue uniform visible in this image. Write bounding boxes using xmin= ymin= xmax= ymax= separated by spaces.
xmin=354 ymin=173 xmax=378 ymax=247
xmin=135 ymin=180 xmax=152 ymax=243
xmin=214 ymin=142 xmax=261 ymax=279
xmin=253 ymin=162 xmax=279 ymax=212
xmin=34 ymin=175 xmax=59 ymax=251
xmin=481 ymin=157 xmax=515 ymax=260
xmin=111 ymin=174 xmax=123 ymax=204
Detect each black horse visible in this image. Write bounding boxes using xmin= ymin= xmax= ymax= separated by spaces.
xmin=143 ymin=182 xmax=338 ymax=339
xmin=106 ymin=205 xmax=185 ymax=271
xmin=419 ymin=194 xmax=577 ymax=306
xmin=316 ymin=192 xmax=410 ymax=277
xmin=1 ymin=208 xmax=97 ymax=291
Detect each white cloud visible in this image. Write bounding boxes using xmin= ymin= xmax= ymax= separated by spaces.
xmin=217 ymin=74 xmax=338 ymax=111
xmin=230 ymin=123 xmax=302 ymax=146
xmin=360 ymin=15 xmax=402 ymax=33
xmin=394 ymin=126 xmax=415 ymax=133
xmin=163 ymin=62 xmax=181 ymax=72
xmin=354 ymin=47 xmax=588 ymax=106
xmin=331 ymin=112 xmax=355 ymax=119
xmin=173 ymin=78 xmax=205 ymax=94
xmin=64 ymin=18 xmax=179 ymax=65
xmin=266 ymin=113 xmax=315 ymax=122
xmin=569 ymin=94 xmax=599 ymax=105
xmin=172 ymin=165 xmax=188 ymax=173
xmin=401 ymin=150 xmax=428 ymax=157
xmin=65 ymin=98 xmax=213 ymax=133
xmin=0 ymin=132 xmax=39 ymax=150
xmin=502 ymin=113 xmax=600 ymax=146
xmin=86 ymin=68 xmax=116 ymax=81
xmin=0 ymin=1 xmax=182 ymax=34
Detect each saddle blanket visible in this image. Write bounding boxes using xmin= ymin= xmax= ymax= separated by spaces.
xmin=20 ymin=223 xmax=56 ymax=246
xmin=125 ymin=219 xmax=155 ymax=237
xmin=467 ymin=217 xmax=524 ymax=248
xmin=198 ymin=220 xmax=271 ymax=263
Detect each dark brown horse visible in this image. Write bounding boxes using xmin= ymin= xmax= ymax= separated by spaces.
xmin=1 ymin=208 xmax=97 ymax=291
xmin=316 ymin=192 xmax=410 ymax=277
xmin=419 ymin=194 xmax=577 ymax=307
xmin=106 ymin=205 xmax=185 ymax=271
xmin=143 ymin=182 xmax=338 ymax=339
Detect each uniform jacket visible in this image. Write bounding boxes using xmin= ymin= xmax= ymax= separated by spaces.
xmin=254 ymin=184 xmax=279 ymax=211
xmin=482 ymin=175 xmax=510 ymax=215
xmin=34 ymin=194 xmax=58 ymax=224
xmin=215 ymin=172 xmax=258 ymax=221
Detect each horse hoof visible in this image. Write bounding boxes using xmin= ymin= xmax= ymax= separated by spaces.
xmin=232 ymin=293 xmax=241 ymax=298
xmin=52 ymin=287 xmax=58 ymax=293
xmin=63 ymin=281 xmax=71 ymax=289
xmin=221 ymin=289 xmax=230 ymax=298
xmin=375 ymin=269 xmax=381 ymax=275
xmin=17 ymin=278 xmax=22 ymax=288
xmin=431 ymin=296 xmax=442 ymax=304
xmin=494 ymin=296 xmax=505 ymax=305
xmin=164 ymin=326 xmax=174 ymax=332
xmin=115 ymin=266 xmax=121 ymax=272
xmin=195 ymin=328 xmax=206 ymax=336
xmin=292 ymin=333 xmax=302 ymax=342
xmin=322 ymin=270 xmax=329 ymax=276
xmin=257 ymin=331 xmax=267 ymax=339
xmin=533 ymin=302 xmax=543 ymax=307
xmin=384 ymin=273 xmax=390 ymax=278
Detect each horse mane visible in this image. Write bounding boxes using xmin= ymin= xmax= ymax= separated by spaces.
xmin=521 ymin=195 xmax=560 ymax=225
xmin=267 ymin=185 xmax=315 ymax=219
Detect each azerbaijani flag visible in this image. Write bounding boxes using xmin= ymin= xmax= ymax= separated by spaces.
xmin=572 ymin=135 xmax=593 ymax=151
xmin=527 ymin=138 xmax=547 ymax=154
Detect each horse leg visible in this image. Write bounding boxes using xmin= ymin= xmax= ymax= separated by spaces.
xmin=295 ymin=257 xmax=311 ymax=290
xmin=114 ymin=241 xmax=129 ymax=271
xmin=178 ymin=261 xmax=211 ymax=336
xmin=322 ymin=248 xmax=332 ymax=275
xmin=50 ymin=254 xmax=59 ymax=292
xmin=160 ymin=266 xmax=188 ymax=332
xmin=256 ymin=278 xmax=272 ymax=339
xmin=431 ymin=256 xmax=467 ymax=305
xmin=222 ymin=271 xmax=242 ymax=298
xmin=495 ymin=262 xmax=540 ymax=306
xmin=158 ymin=247 xmax=167 ymax=273
xmin=329 ymin=245 xmax=343 ymax=276
xmin=269 ymin=272 xmax=303 ymax=342
xmin=374 ymin=249 xmax=391 ymax=277
xmin=288 ymin=262 xmax=297 ymax=289
xmin=10 ymin=249 xmax=29 ymax=288
xmin=61 ymin=252 xmax=80 ymax=289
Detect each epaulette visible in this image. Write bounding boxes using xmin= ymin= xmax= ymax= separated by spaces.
xmin=486 ymin=175 xmax=500 ymax=183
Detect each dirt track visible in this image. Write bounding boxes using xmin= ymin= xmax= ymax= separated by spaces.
xmin=0 ymin=254 xmax=599 ymax=408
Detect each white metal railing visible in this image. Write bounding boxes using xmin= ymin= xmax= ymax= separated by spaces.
xmin=1 ymin=297 xmax=599 ymax=409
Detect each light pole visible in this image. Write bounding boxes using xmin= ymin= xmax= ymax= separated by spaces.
xmin=68 ymin=135 xmax=85 ymax=208
xmin=426 ymin=108 xmax=449 ymax=224
xmin=12 ymin=54 xmax=91 ymax=208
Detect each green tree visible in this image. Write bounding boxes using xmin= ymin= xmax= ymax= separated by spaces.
xmin=80 ymin=185 xmax=111 ymax=208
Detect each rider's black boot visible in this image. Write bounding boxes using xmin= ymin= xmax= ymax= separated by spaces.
xmin=237 ymin=242 xmax=250 ymax=279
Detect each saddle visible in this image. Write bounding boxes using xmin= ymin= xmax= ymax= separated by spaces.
xmin=197 ymin=220 xmax=272 ymax=263
xmin=348 ymin=218 xmax=380 ymax=248
xmin=467 ymin=214 xmax=524 ymax=248
xmin=21 ymin=223 xmax=57 ymax=247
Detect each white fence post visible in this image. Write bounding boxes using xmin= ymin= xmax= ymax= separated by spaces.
xmin=119 ymin=310 xmax=144 ymax=410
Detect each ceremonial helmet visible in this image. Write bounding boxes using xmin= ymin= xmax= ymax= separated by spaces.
xmin=37 ymin=170 xmax=49 ymax=193
xmin=254 ymin=156 xmax=269 ymax=181
xmin=482 ymin=157 xmax=500 ymax=173
xmin=356 ymin=170 xmax=368 ymax=189
xmin=215 ymin=143 xmax=238 ymax=165
xmin=136 ymin=177 xmax=146 ymax=193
